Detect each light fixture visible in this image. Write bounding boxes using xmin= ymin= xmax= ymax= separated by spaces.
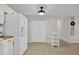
xmin=38 ymin=6 xmax=45 ymax=15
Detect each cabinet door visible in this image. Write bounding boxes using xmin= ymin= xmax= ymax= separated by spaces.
xmin=7 ymin=39 xmax=14 ymax=55
xmin=3 ymin=39 xmax=14 ymax=55
xmin=0 ymin=14 xmax=4 ymax=24
xmin=3 ymin=40 xmax=9 ymax=55
xmin=0 ymin=41 xmax=3 ymax=55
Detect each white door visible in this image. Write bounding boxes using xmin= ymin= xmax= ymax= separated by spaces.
xmin=31 ymin=20 xmax=47 ymax=42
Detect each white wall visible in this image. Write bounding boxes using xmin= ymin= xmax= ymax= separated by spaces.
xmin=60 ymin=16 xmax=79 ymax=43
xmin=60 ymin=17 xmax=71 ymax=42
xmin=69 ymin=16 xmax=79 ymax=43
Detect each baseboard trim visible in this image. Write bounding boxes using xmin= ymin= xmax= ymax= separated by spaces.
xmin=61 ymin=38 xmax=79 ymax=43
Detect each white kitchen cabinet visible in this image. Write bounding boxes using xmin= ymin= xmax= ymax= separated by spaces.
xmin=0 ymin=37 xmax=14 ymax=55
xmin=0 ymin=39 xmax=3 ymax=55
xmin=0 ymin=14 xmax=4 ymax=24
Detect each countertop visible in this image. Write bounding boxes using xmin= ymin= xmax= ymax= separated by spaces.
xmin=0 ymin=36 xmax=14 ymax=40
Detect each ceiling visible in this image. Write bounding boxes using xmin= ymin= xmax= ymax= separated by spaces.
xmin=8 ymin=4 xmax=79 ymax=16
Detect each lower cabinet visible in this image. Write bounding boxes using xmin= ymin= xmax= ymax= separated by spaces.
xmin=0 ymin=38 xmax=14 ymax=55
xmin=0 ymin=40 xmax=3 ymax=55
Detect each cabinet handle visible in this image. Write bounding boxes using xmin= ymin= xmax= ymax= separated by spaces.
xmin=13 ymin=41 xmax=14 ymax=46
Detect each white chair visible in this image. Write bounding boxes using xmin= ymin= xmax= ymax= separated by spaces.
xmin=48 ymin=32 xmax=59 ymax=48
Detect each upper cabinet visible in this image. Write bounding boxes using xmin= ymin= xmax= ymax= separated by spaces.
xmin=0 ymin=14 xmax=4 ymax=24
xmin=0 ymin=4 xmax=17 ymax=24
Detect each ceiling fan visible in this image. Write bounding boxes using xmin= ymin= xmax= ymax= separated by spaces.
xmin=38 ymin=6 xmax=45 ymax=15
